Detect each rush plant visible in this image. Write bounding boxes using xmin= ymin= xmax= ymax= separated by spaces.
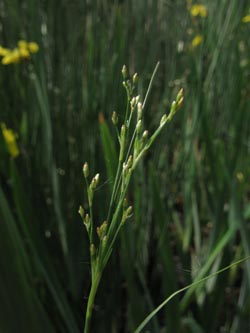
xmin=79 ymin=62 xmax=184 ymax=333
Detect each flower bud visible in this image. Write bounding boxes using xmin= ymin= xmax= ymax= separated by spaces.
xmin=90 ymin=173 xmax=100 ymax=190
xmin=136 ymin=119 xmax=142 ymax=133
xmin=137 ymin=102 xmax=143 ymax=121
xmin=142 ymin=130 xmax=149 ymax=144
xmin=126 ymin=155 xmax=133 ymax=168
xmin=78 ymin=206 xmax=84 ymax=219
xmin=119 ymin=125 xmax=126 ymax=161
xmin=133 ymin=73 xmax=138 ymax=84
xmin=176 ymin=88 xmax=184 ymax=103
xmin=112 ymin=111 xmax=118 ymax=125
xmin=122 ymin=65 xmax=128 ymax=79
xmin=83 ymin=162 xmax=89 ymax=178
xmin=160 ymin=114 xmax=167 ymax=126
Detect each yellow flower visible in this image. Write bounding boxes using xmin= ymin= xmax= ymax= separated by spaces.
xmin=190 ymin=4 xmax=208 ymax=18
xmin=2 ymin=49 xmax=21 ymax=65
xmin=0 ymin=46 xmax=11 ymax=57
xmin=17 ymin=40 xmax=30 ymax=59
xmin=192 ymin=35 xmax=203 ymax=48
xmin=28 ymin=42 xmax=39 ymax=53
xmin=242 ymin=15 xmax=250 ymax=23
xmin=1 ymin=123 xmax=19 ymax=158
xmin=18 ymin=40 xmax=28 ymax=49
xmin=18 ymin=46 xmax=30 ymax=59
xmin=236 ymin=172 xmax=244 ymax=183
xmin=0 ymin=40 xmax=39 ymax=65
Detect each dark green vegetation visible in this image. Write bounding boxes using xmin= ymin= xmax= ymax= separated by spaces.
xmin=1 ymin=1 xmax=250 ymax=332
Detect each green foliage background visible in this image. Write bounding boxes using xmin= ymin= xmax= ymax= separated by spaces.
xmin=1 ymin=0 xmax=250 ymax=332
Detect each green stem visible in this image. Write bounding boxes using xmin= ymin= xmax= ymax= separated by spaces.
xmin=107 ymin=160 xmax=122 ymax=223
xmin=84 ymin=274 xmax=101 ymax=333
xmin=133 ymin=256 xmax=250 ymax=333
xmin=142 ymin=61 xmax=160 ymax=108
xmin=85 ymin=177 xmax=94 ymax=243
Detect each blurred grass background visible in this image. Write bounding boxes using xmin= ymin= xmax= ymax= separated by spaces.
xmin=1 ymin=0 xmax=250 ymax=332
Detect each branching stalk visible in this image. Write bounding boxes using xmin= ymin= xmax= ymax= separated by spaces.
xmin=79 ymin=63 xmax=184 ymax=332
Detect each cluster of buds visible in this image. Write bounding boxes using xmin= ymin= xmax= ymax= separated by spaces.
xmin=96 ymin=221 xmax=108 ymax=241
xmin=130 ymin=95 xmax=140 ymax=112
xmin=121 ymin=205 xmax=133 ymax=224
xmin=78 ymin=206 xmax=90 ymax=233
xmin=122 ymin=65 xmax=139 ymax=100
xmin=79 ymin=65 xmax=184 ymax=273
xmin=160 ymin=88 xmax=184 ymax=127
xmin=83 ymin=162 xmax=100 ymax=207
xmin=122 ymin=155 xmax=133 ymax=179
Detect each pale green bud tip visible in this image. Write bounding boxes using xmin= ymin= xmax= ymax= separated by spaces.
xmin=123 ymin=197 xmax=128 ymax=208
xmin=84 ymin=213 xmax=90 ymax=232
xmin=122 ymin=65 xmax=128 ymax=79
xmin=94 ymin=173 xmax=100 ymax=185
xmin=97 ymin=220 xmax=108 ymax=239
xmin=160 ymin=114 xmax=167 ymax=126
xmin=112 ymin=111 xmax=118 ymax=125
xmin=142 ymin=130 xmax=149 ymax=140
xmin=177 ymin=96 xmax=184 ymax=108
xmin=91 ymin=173 xmax=100 ymax=189
xmin=171 ymin=100 xmax=176 ymax=109
xmin=176 ymin=88 xmax=184 ymax=102
xmin=136 ymin=119 xmax=142 ymax=133
xmin=137 ymin=101 xmax=142 ymax=111
xmin=127 ymin=206 xmax=133 ymax=215
xmin=131 ymin=96 xmax=140 ymax=110
xmin=121 ymin=124 xmax=126 ymax=136
xmin=85 ymin=213 xmax=90 ymax=224
xmin=83 ymin=162 xmax=89 ymax=178
xmin=127 ymin=155 xmax=133 ymax=168
xmin=130 ymin=97 xmax=136 ymax=109
xmin=78 ymin=206 xmax=84 ymax=218
xmin=133 ymin=73 xmax=138 ymax=84
xmin=122 ymin=205 xmax=133 ymax=224
xmin=137 ymin=102 xmax=143 ymax=120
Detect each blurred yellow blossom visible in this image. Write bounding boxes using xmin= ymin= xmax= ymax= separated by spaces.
xmin=190 ymin=4 xmax=208 ymax=18
xmin=192 ymin=35 xmax=203 ymax=48
xmin=19 ymin=47 xmax=30 ymax=59
xmin=2 ymin=49 xmax=20 ymax=65
xmin=1 ymin=123 xmax=19 ymax=158
xmin=236 ymin=172 xmax=244 ymax=183
xmin=0 ymin=40 xmax=39 ymax=65
xmin=28 ymin=42 xmax=39 ymax=53
xmin=18 ymin=40 xmax=28 ymax=49
xmin=0 ymin=46 xmax=11 ymax=56
xmin=242 ymin=15 xmax=250 ymax=23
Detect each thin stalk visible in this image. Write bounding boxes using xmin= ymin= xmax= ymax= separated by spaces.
xmin=142 ymin=61 xmax=160 ymax=109
xmin=84 ymin=273 xmax=101 ymax=333
xmin=106 ymin=173 xmax=131 ymax=244
xmin=113 ymin=129 xmax=136 ymax=204
xmin=85 ymin=177 xmax=94 ymax=243
xmin=133 ymin=256 xmax=250 ymax=333
xmin=107 ymin=97 xmax=130 ymax=223
xmin=107 ymin=161 xmax=122 ymax=223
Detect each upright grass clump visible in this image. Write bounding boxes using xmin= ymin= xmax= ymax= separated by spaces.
xmin=79 ymin=62 xmax=184 ymax=333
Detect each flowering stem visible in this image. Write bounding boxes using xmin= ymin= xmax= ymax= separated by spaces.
xmin=79 ymin=63 xmax=184 ymax=333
